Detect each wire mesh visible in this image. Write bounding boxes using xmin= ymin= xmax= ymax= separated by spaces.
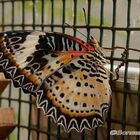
xmin=0 ymin=0 xmax=140 ymax=140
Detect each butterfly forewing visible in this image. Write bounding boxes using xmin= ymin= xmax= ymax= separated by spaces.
xmin=0 ymin=30 xmax=111 ymax=132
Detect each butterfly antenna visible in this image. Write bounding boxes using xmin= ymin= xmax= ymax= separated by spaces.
xmin=83 ymin=8 xmax=93 ymax=41
xmin=65 ymin=23 xmax=88 ymax=39
xmin=65 ymin=8 xmax=92 ymax=41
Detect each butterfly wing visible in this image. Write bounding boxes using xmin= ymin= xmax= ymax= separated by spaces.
xmin=0 ymin=31 xmax=84 ymax=94
xmin=0 ymin=31 xmax=111 ymax=132
xmin=0 ymin=31 xmax=46 ymax=95
xmin=37 ymin=52 xmax=111 ymax=132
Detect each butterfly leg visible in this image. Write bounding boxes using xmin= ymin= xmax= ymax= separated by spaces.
xmin=113 ymin=48 xmax=128 ymax=81
xmin=113 ymin=47 xmax=140 ymax=81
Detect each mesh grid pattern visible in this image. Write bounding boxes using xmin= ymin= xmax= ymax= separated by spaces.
xmin=0 ymin=0 xmax=140 ymax=140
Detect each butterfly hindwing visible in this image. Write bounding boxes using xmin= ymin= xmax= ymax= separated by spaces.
xmin=37 ymin=51 xmax=111 ymax=132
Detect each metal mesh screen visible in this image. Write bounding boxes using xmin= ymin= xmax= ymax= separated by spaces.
xmin=0 ymin=0 xmax=140 ymax=140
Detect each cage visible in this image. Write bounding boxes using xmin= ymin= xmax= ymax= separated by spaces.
xmin=0 ymin=0 xmax=140 ymax=140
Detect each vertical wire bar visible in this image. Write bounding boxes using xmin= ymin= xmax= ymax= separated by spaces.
xmin=51 ymin=0 xmax=54 ymax=32
xmin=62 ymin=0 xmax=65 ymax=33
xmin=92 ymin=128 xmax=98 ymax=140
xmin=73 ymin=0 xmax=77 ymax=37
xmin=81 ymin=131 xmax=85 ymax=140
xmin=56 ymin=121 xmax=60 ymax=138
xmin=8 ymin=90 xmax=11 ymax=132
xmin=121 ymin=1 xmax=131 ymax=140
xmin=106 ymin=99 xmax=112 ymax=140
xmin=22 ymin=0 xmax=25 ymax=30
xmin=41 ymin=0 xmax=44 ymax=31
xmin=28 ymin=96 xmax=32 ymax=140
xmin=32 ymin=0 xmax=35 ymax=30
xmin=136 ymin=64 xmax=140 ymax=140
xmin=11 ymin=0 xmax=14 ymax=30
xmin=1 ymin=1 xmax=4 ymax=32
xmin=56 ymin=103 xmax=60 ymax=136
xmin=17 ymin=89 xmax=22 ymax=140
xmin=94 ymin=128 xmax=98 ymax=140
xmin=8 ymin=82 xmax=12 ymax=107
xmin=109 ymin=1 xmax=117 ymax=139
xmin=47 ymin=117 xmax=50 ymax=140
xmin=37 ymin=110 xmax=40 ymax=140
xmin=99 ymin=0 xmax=104 ymax=45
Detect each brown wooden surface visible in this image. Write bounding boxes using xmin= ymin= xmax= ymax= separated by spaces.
xmin=0 ymin=108 xmax=16 ymax=140
xmin=0 ymin=73 xmax=10 ymax=95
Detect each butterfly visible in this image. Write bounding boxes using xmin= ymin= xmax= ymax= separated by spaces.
xmin=0 ymin=30 xmax=111 ymax=132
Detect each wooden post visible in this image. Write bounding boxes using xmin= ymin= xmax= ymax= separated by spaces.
xmin=0 ymin=108 xmax=16 ymax=140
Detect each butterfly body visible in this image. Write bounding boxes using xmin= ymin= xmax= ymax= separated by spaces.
xmin=0 ymin=30 xmax=111 ymax=132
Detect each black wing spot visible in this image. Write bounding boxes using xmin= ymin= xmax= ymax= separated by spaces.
xmin=83 ymin=74 xmax=88 ymax=79
xmin=62 ymin=67 xmax=71 ymax=74
xmin=60 ymin=93 xmax=65 ymax=98
xmin=54 ymin=71 xmax=63 ymax=78
xmin=77 ymin=60 xmax=85 ymax=66
xmin=70 ymin=63 xmax=80 ymax=70
xmin=84 ymin=82 xmax=88 ymax=87
xmin=83 ymin=103 xmax=87 ymax=107
xmin=76 ymin=81 xmax=81 ymax=87
xmin=26 ymin=56 xmax=33 ymax=62
xmin=69 ymin=75 xmax=73 ymax=79
xmin=96 ymin=78 xmax=103 ymax=83
xmin=74 ymin=102 xmax=78 ymax=106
